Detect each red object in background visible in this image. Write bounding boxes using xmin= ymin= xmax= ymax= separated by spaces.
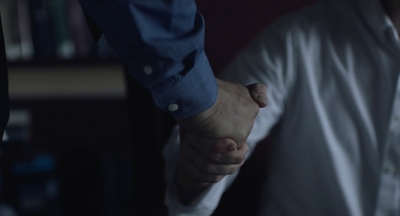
xmin=196 ymin=0 xmax=319 ymax=75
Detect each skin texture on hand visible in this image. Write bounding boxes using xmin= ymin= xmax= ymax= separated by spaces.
xmin=174 ymin=78 xmax=267 ymax=150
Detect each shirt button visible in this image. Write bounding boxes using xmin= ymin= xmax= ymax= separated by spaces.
xmin=395 ymin=116 xmax=400 ymax=121
xmin=168 ymin=104 xmax=179 ymax=112
xmin=143 ymin=66 xmax=153 ymax=75
xmin=384 ymin=164 xmax=396 ymax=175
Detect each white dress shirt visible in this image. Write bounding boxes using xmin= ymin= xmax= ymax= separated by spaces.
xmin=163 ymin=0 xmax=400 ymax=215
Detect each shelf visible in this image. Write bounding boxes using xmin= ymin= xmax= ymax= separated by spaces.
xmin=7 ymin=57 xmax=121 ymax=69
xmin=7 ymin=62 xmax=126 ymax=100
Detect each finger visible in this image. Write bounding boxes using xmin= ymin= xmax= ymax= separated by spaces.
xmin=192 ymin=139 xmax=249 ymax=165
xmin=247 ymin=82 xmax=268 ymax=108
xmin=181 ymin=143 xmax=243 ymax=176
xmin=188 ymin=133 xmax=238 ymax=154
xmin=178 ymin=131 xmax=226 ymax=184
xmin=178 ymin=157 xmax=225 ymax=183
xmin=184 ymin=133 xmax=248 ymax=164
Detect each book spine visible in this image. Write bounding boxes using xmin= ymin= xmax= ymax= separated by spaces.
xmin=17 ymin=0 xmax=34 ymax=61
xmin=48 ymin=0 xmax=75 ymax=59
xmin=65 ymin=0 xmax=94 ymax=58
xmin=28 ymin=0 xmax=54 ymax=59
xmin=0 ymin=0 xmax=22 ymax=61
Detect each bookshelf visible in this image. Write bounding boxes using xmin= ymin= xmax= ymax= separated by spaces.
xmin=0 ymin=0 xmax=116 ymax=63
xmin=1 ymin=0 xmax=125 ymax=109
xmin=0 ymin=1 xmax=132 ymax=215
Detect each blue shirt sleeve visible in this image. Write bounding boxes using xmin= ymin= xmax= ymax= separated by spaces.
xmin=79 ymin=0 xmax=218 ymax=118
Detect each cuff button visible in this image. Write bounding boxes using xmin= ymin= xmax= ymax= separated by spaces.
xmin=143 ymin=66 xmax=153 ymax=75
xmin=168 ymin=104 xmax=179 ymax=112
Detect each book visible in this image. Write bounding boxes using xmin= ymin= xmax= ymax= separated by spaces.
xmin=65 ymin=0 xmax=94 ymax=58
xmin=48 ymin=0 xmax=75 ymax=59
xmin=17 ymin=0 xmax=34 ymax=61
xmin=28 ymin=0 xmax=54 ymax=59
xmin=0 ymin=0 xmax=22 ymax=61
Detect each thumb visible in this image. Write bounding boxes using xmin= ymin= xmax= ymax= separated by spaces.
xmin=247 ymin=83 xmax=268 ymax=108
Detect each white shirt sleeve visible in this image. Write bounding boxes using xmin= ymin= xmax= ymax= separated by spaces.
xmin=162 ymin=17 xmax=297 ymax=215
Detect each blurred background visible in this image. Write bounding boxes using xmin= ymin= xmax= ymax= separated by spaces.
xmin=0 ymin=0 xmax=320 ymax=215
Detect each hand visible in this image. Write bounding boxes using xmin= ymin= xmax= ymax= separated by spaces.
xmin=179 ymin=132 xmax=248 ymax=183
xmin=174 ymin=78 xmax=267 ymax=149
xmin=175 ymin=132 xmax=248 ymax=204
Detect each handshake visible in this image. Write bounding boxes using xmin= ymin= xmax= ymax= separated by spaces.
xmin=174 ymin=79 xmax=267 ymax=204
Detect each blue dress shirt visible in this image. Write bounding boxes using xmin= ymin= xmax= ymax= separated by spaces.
xmin=79 ymin=0 xmax=218 ymax=118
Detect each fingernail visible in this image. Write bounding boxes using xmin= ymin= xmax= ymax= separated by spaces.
xmin=226 ymin=144 xmax=236 ymax=152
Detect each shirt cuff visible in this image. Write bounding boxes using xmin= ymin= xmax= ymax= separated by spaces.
xmin=150 ymin=52 xmax=218 ymax=118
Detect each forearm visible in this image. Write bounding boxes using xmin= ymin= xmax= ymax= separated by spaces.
xmin=79 ymin=0 xmax=217 ymax=118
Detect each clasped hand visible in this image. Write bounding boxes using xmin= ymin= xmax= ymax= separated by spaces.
xmin=179 ymin=131 xmax=249 ymax=183
xmin=174 ymin=79 xmax=267 ymax=204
